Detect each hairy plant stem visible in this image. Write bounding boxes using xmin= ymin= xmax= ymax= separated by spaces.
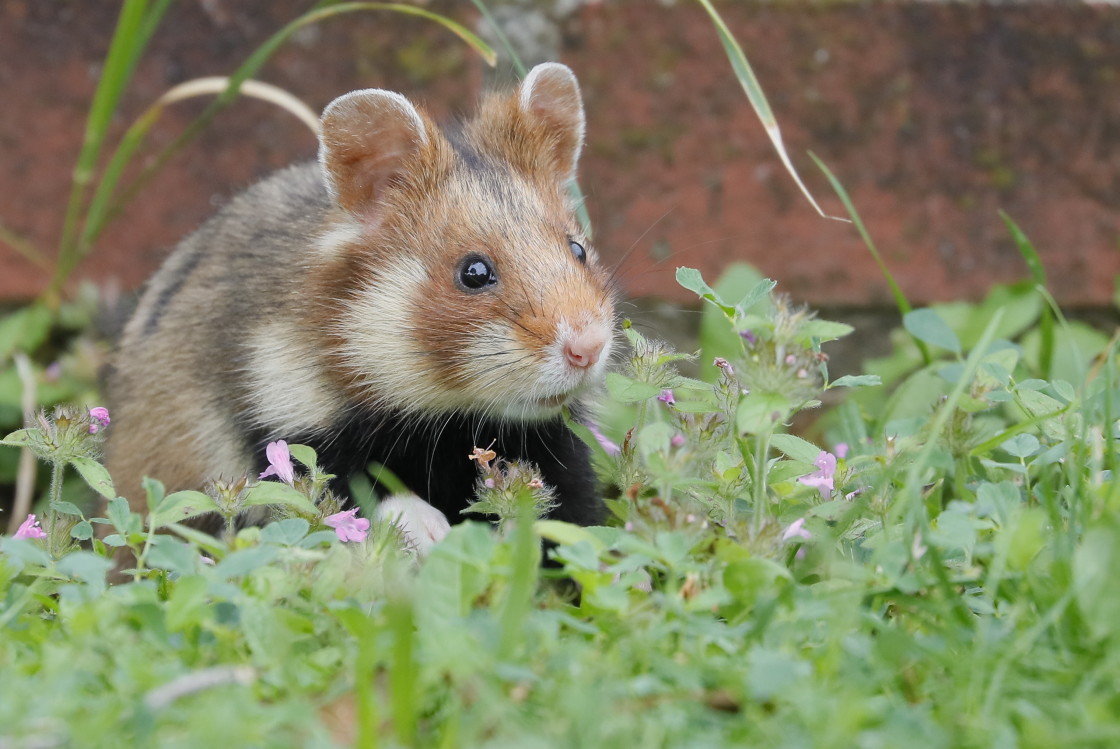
xmin=751 ymin=429 xmax=773 ymax=537
xmin=47 ymin=460 xmax=64 ymax=559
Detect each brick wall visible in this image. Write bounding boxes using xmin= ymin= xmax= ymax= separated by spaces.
xmin=1 ymin=1 xmax=1117 ymax=308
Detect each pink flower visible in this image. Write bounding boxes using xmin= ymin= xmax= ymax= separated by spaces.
xmin=782 ymin=517 xmax=811 ymax=541
xmin=657 ymin=388 xmax=675 ymax=406
xmin=798 ymin=450 xmax=837 ymax=498
xmin=835 ymin=442 xmax=849 ymax=459
xmin=740 ymin=330 xmax=757 ymax=345
xmin=585 ymin=421 xmax=621 ymax=456
xmin=713 ymin=357 xmax=734 ymax=375
xmin=325 ymin=507 xmax=371 ymax=543
xmin=14 ymin=514 xmax=46 ymax=540
xmin=259 ymin=440 xmax=295 ymax=484
xmin=88 ymin=406 xmax=111 ymax=434
xmin=671 ymin=433 xmax=686 ymax=448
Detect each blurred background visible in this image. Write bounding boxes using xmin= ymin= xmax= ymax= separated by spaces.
xmin=1 ymin=0 xmax=1118 ymax=373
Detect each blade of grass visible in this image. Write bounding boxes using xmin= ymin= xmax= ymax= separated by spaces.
xmin=0 ymin=221 xmax=51 ymax=271
xmin=386 ymin=594 xmax=418 ymax=747
xmin=52 ymin=0 xmax=171 ymax=299
xmin=78 ymin=77 xmax=320 ymax=255
xmin=896 ymin=310 xmax=1004 ymax=628
xmin=697 ymin=0 xmax=844 ymax=222
xmin=810 ymin=151 xmax=931 ymax=366
xmin=471 ymin=0 xmax=594 ymax=238
xmin=1000 ymin=210 xmax=1054 ymax=380
xmin=52 ymin=2 xmax=495 ymax=295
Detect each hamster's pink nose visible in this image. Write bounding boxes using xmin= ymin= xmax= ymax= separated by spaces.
xmin=564 ymin=328 xmax=607 ymax=369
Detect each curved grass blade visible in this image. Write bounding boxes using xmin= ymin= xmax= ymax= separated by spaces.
xmin=810 ymin=151 xmax=931 ymax=366
xmin=696 ymin=0 xmax=844 ymax=222
xmin=54 ymin=3 xmax=495 ymax=295
xmin=79 ymin=78 xmax=320 ymax=254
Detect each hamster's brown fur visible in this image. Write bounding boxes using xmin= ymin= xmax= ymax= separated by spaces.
xmin=104 ymin=64 xmax=616 ymax=529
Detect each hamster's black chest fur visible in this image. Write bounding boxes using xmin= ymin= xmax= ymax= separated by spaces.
xmin=248 ymin=409 xmax=605 ymax=527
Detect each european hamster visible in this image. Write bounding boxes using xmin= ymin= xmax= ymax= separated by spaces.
xmin=103 ymin=63 xmax=616 ymax=547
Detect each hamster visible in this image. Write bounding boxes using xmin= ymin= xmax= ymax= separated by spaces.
xmin=103 ymin=63 xmax=616 ymax=545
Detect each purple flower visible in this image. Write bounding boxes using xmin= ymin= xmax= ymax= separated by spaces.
xmin=835 ymin=442 xmax=849 ymax=459
xmin=657 ymin=388 xmax=675 ymax=406
xmin=713 ymin=357 xmax=734 ymax=375
xmin=740 ymin=330 xmax=757 ymax=345
xmin=88 ymin=406 xmax=111 ymax=434
xmin=671 ymin=433 xmax=686 ymax=448
xmin=325 ymin=508 xmax=371 ymax=543
xmin=798 ymin=450 xmax=837 ymax=498
xmin=585 ymin=421 xmax=621 ymax=456
xmin=14 ymin=514 xmax=46 ymax=540
xmin=259 ymin=440 xmax=295 ymax=484
xmin=782 ymin=517 xmax=811 ymax=541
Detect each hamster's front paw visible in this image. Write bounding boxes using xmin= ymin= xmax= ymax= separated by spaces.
xmin=375 ymin=495 xmax=451 ymax=556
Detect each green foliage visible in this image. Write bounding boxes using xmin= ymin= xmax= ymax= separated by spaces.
xmin=4 ymin=261 xmax=1116 ymax=745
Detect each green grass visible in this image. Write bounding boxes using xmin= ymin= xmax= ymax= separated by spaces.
xmin=2 ymin=267 xmax=1119 ymax=748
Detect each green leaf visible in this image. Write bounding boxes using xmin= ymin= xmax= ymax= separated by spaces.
xmin=53 ymin=501 xmax=85 ymax=518
xmin=675 ymin=267 xmax=733 ymax=314
xmin=1073 ymin=520 xmax=1120 ymax=641
xmin=56 ymin=551 xmax=113 ymax=591
xmin=212 ymin=546 xmax=280 ymax=580
xmin=534 ymin=521 xmax=607 ymax=552
xmin=0 ymin=304 xmax=52 ymax=359
xmin=798 ymin=319 xmax=854 ymax=343
xmin=151 ymin=490 xmax=220 ymax=528
xmin=70 ymin=457 xmax=117 ymax=499
xmin=143 ymin=476 xmax=166 ymax=513
xmin=107 ymin=496 xmax=136 ymax=534
xmin=287 ymin=443 xmax=318 ymax=471
xmin=735 ymin=278 xmax=778 ymax=315
xmin=605 ymin=372 xmax=662 ymax=403
xmin=244 ymin=480 xmax=319 ymax=516
xmin=828 ymin=374 xmax=881 ymax=389
xmin=260 ymin=518 xmax=311 ymax=546
xmin=70 ymin=520 xmax=94 ymax=541
xmin=0 ymin=429 xmax=36 ymax=447
xmin=1001 ymin=434 xmax=1040 ymax=459
xmin=770 ymin=434 xmax=824 ymax=465
xmin=737 ymin=391 xmax=791 ymax=435
xmin=903 ymin=309 xmax=961 ymax=354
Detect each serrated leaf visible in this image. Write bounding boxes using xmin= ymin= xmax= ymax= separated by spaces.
xmin=904 ymin=309 xmax=961 ymax=354
xmin=70 ymin=457 xmax=116 ymax=499
xmin=605 ymin=372 xmax=662 ymax=403
xmin=770 ymin=434 xmax=824 ymax=464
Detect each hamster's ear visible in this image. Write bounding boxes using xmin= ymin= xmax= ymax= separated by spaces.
xmin=518 ymin=63 xmax=585 ymax=181
xmin=319 ymin=89 xmax=429 ymax=215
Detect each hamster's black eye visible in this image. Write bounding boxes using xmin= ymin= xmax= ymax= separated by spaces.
xmin=457 ymin=255 xmax=498 ymax=291
xmin=569 ymin=239 xmax=587 ymax=264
